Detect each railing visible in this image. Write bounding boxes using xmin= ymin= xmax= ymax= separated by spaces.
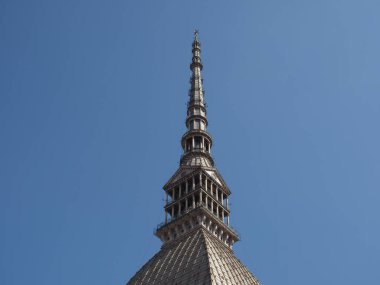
xmin=165 ymin=184 xmax=228 ymax=210
xmin=183 ymin=147 xmax=209 ymax=154
xmin=155 ymin=201 xmax=239 ymax=237
xmin=180 ymin=149 xmax=211 ymax=162
xmin=156 ymin=203 xmax=199 ymax=231
xmin=181 ymin=129 xmax=212 ymax=140
xmin=165 ymin=184 xmax=203 ymax=207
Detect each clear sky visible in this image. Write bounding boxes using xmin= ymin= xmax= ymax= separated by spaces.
xmin=1 ymin=1 xmax=379 ymax=284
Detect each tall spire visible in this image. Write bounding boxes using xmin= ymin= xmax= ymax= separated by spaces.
xmin=155 ymin=31 xmax=238 ymax=249
xmin=127 ymin=31 xmax=261 ymax=285
xmin=181 ymin=30 xmax=214 ymax=167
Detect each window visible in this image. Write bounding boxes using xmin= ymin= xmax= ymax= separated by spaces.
xmin=194 ymin=120 xmax=200 ymax=129
xmin=200 ymin=120 xmax=205 ymax=130
xmin=194 ymin=136 xmax=201 ymax=149
xmin=205 ymin=140 xmax=209 ymax=152
xmin=186 ymin=138 xmax=192 ymax=151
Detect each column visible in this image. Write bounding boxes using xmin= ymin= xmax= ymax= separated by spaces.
xmin=227 ymin=215 xmax=230 ymax=226
xmin=222 ymin=210 xmax=225 ymax=223
xmin=199 ymin=173 xmax=202 ymax=186
xmin=211 ymin=201 xmax=214 ymax=214
xmin=178 ymin=202 xmax=181 ymax=216
xmin=165 ymin=211 xmax=168 ymax=223
xmin=216 ymin=206 xmax=219 ymax=218
xmin=186 ymin=181 xmax=188 ymax=194
xmin=192 ymin=194 xmax=195 ymax=208
xmin=179 ymin=184 xmax=182 ymax=198
xmin=185 ymin=197 xmax=188 ymax=211
xmin=205 ymin=179 xmax=208 ymax=192
xmin=200 ymin=191 xmax=203 ymax=204
xmin=171 ymin=206 xmax=175 ymax=219
xmin=226 ymin=197 xmax=229 ymax=209
xmin=192 ymin=176 xmax=195 ymax=190
xmin=192 ymin=136 xmax=195 ymax=149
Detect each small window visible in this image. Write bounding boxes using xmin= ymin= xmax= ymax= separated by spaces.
xmin=194 ymin=120 xmax=200 ymax=129
xmin=200 ymin=120 xmax=205 ymax=130
xmin=194 ymin=136 xmax=201 ymax=149
xmin=186 ymin=138 xmax=192 ymax=151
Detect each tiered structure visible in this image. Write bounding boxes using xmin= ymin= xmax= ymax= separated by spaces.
xmin=127 ymin=31 xmax=260 ymax=285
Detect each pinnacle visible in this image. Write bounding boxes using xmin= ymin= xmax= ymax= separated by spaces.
xmin=126 ymin=32 xmax=261 ymax=285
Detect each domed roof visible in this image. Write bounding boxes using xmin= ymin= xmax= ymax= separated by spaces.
xmin=126 ymin=228 xmax=260 ymax=285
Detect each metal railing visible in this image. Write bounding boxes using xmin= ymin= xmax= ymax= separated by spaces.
xmin=155 ymin=201 xmax=239 ymax=237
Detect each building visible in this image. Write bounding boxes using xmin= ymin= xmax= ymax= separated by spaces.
xmin=126 ymin=31 xmax=260 ymax=285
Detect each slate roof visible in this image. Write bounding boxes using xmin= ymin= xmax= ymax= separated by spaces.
xmin=126 ymin=228 xmax=260 ymax=285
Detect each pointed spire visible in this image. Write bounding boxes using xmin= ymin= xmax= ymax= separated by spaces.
xmin=128 ymin=32 xmax=260 ymax=285
xmin=155 ymin=32 xmax=239 ymax=250
xmin=191 ymin=29 xmax=203 ymax=71
xmin=194 ymin=29 xmax=199 ymax=41
xmin=180 ymin=31 xmax=214 ymax=167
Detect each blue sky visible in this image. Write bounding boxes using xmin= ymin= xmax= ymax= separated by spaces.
xmin=1 ymin=1 xmax=379 ymax=284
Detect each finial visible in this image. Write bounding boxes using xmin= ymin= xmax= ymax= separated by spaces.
xmin=194 ymin=29 xmax=199 ymax=41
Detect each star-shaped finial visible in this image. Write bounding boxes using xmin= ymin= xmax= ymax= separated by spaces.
xmin=194 ymin=29 xmax=199 ymax=40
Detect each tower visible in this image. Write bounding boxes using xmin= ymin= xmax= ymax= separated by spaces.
xmin=126 ymin=31 xmax=260 ymax=285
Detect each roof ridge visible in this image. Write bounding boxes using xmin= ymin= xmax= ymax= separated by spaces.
xmin=201 ymin=229 xmax=261 ymax=285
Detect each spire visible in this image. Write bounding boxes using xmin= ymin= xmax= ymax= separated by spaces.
xmin=127 ymin=32 xmax=261 ymax=285
xmin=155 ymin=31 xmax=238 ymax=250
xmin=180 ymin=30 xmax=214 ymax=167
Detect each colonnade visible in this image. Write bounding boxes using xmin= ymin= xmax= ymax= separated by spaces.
xmin=185 ymin=135 xmax=211 ymax=153
xmin=165 ymin=173 xmax=230 ymax=226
